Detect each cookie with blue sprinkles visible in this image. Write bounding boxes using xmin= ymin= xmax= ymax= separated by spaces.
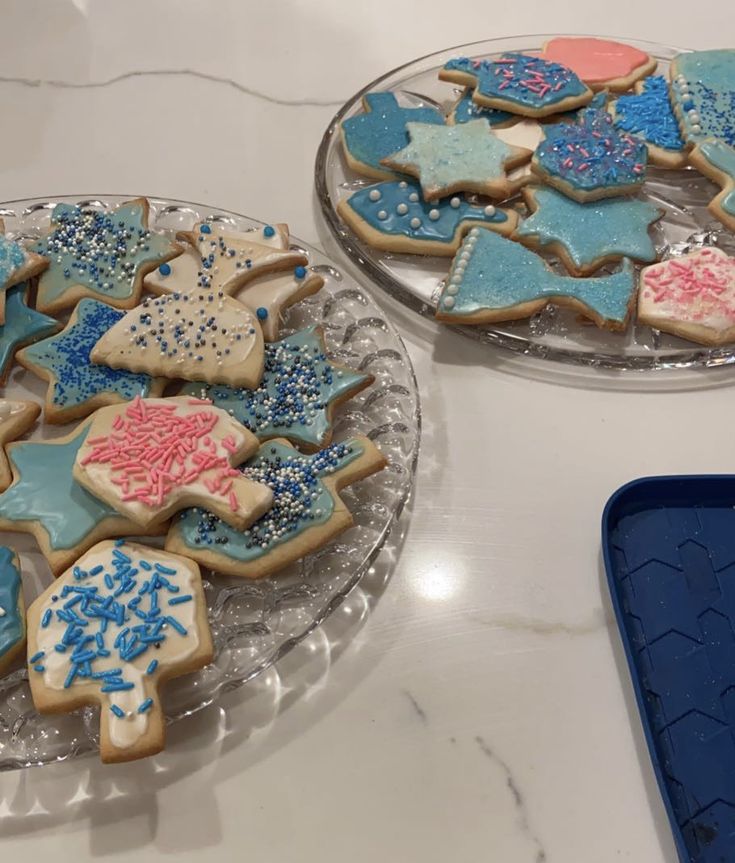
xmin=26 ymin=540 xmax=213 ymax=763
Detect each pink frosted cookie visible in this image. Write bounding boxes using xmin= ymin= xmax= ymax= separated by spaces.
xmin=638 ymin=248 xmax=735 ymax=345
xmin=540 ymin=37 xmax=657 ymax=92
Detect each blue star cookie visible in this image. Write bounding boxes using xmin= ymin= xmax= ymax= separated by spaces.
xmin=32 ymin=198 xmax=181 ymax=316
xmin=340 ymin=92 xmax=444 ymax=180
xmin=180 ymin=326 xmax=372 ymax=452
xmin=670 ymin=50 xmax=735 ymax=146
xmin=17 ymin=298 xmax=165 ymax=424
xmin=0 ymin=547 xmax=24 ymax=675
xmin=338 ymin=179 xmax=517 ymax=256
xmin=532 ymin=106 xmax=648 ymax=201
xmin=0 ymin=420 xmax=159 ymax=575
xmin=436 ymin=227 xmax=636 ymax=330
xmin=166 ymin=436 xmax=387 ymax=579
xmin=514 ymin=186 xmax=663 ymax=275
xmin=0 ymin=220 xmax=49 ymax=325
xmin=446 ymin=88 xmax=514 ymax=126
xmin=690 ymin=138 xmax=735 ymax=234
xmin=440 ymin=53 xmax=592 ymax=118
xmin=0 ymin=283 xmax=60 ymax=385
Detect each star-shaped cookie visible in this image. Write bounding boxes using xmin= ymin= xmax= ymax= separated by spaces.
xmin=0 ymin=218 xmax=49 ymax=325
xmin=180 ymin=326 xmax=373 ymax=452
xmin=0 ymin=547 xmax=24 ymax=676
xmin=381 ymin=119 xmax=531 ymax=201
xmin=32 ymin=198 xmax=182 ymax=316
xmin=166 ymin=436 xmax=387 ymax=579
xmin=514 ymin=186 xmax=663 ymax=275
xmin=0 ymin=420 xmax=161 ymax=575
xmin=17 ymin=299 xmax=166 ymax=424
xmin=0 ymin=283 xmax=60 ymax=385
xmin=0 ymin=399 xmax=40 ymax=491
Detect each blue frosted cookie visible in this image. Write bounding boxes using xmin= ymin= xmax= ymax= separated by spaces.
xmin=0 ymin=547 xmax=24 ymax=675
xmin=670 ymin=50 xmax=735 ymax=147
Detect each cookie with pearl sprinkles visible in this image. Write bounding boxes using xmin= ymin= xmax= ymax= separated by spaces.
xmin=32 ymin=199 xmax=182 ymax=316
xmin=0 ymin=219 xmax=49 ymax=324
xmin=670 ymin=50 xmax=735 ymax=147
xmin=540 ymin=37 xmax=657 ymax=93
xmin=180 ymin=326 xmax=373 ymax=452
xmin=436 ymin=227 xmax=637 ymax=330
xmin=26 ymin=540 xmax=213 ymax=763
xmin=338 ymin=179 xmax=517 ymax=256
xmin=0 ymin=548 xmax=24 ymax=676
xmin=637 ymin=248 xmax=735 ymax=346
xmin=689 ymin=139 xmax=735 ymax=234
xmin=90 ymin=291 xmax=264 ymax=389
xmin=72 ymin=396 xmax=273 ymax=530
xmin=0 ymin=399 xmax=40 ymax=491
xmin=166 ymin=437 xmax=387 ymax=579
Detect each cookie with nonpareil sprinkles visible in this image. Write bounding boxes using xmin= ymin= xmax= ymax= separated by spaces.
xmin=637 ymin=248 xmax=735 ymax=346
xmin=0 ymin=548 xmax=24 ymax=676
xmin=26 ymin=540 xmax=213 ymax=763
xmin=17 ymin=299 xmax=166 ymax=424
xmin=0 ymin=219 xmax=49 ymax=324
xmin=180 ymin=326 xmax=373 ymax=452
xmin=72 ymin=396 xmax=273 ymax=530
xmin=166 ymin=436 xmax=387 ymax=579
xmin=0 ymin=399 xmax=40 ymax=491
xmin=32 ymin=199 xmax=181 ymax=316
xmin=90 ymin=291 xmax=264 ymax=389
xmin=670 ymin=50 xmax=735 ymax=146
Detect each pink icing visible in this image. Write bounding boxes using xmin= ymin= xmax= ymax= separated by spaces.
xmin=541 ymin=37 xmax=650 ymax=83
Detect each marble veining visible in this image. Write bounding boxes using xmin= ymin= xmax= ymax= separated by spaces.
xmin=465 ymin=609 xmax=607 ymax=636
xmin=403 ymin=689 xmax=428 ymax=723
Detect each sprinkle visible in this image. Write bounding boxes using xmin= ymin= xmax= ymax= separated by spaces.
xmin=263 ymin=225 xmax=275 ymax=238
xmin=110 ymin=704 xmax=125 ymax=718
xmin=30 ymin=651 xmax=45 ymax=663
xmin=137 ymin=697 xmax=154 ymax=714
xmin=41 ymin=609 xmax=52 ymax=628
xmin=168 ymin=595 xmax=193 ymax=605
xmin=146 ymin=659 xmax=159 ymax=674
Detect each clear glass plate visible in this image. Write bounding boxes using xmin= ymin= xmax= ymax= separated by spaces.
xmin=315 ymin=34 xmax=735 ymax=372
xmin=0 ymin=195 xmax=420 ymax=769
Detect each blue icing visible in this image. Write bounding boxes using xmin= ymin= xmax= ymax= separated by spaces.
xmin=345 ymin=180 xmax=507 ymax=245
xmin=534 ymin=107 xmax=647 ymax=192
xmin=450 ymin=89 xmax=513 ymax=126
xmin=515 ymin=187 xmax=661 ymax=270
xmin=698 ymin=139 xmax=735 ymax=217
xmin=443 ymin=54 xmax=588 ymax=110
xmin=341 ymin=92 xmax=444 ymax=174
xmin=613 ymin=76 xmax=685 ymax=152
xmin=672 ymin=50 xmax=735 ymax=146
xmin=173 ymin=440 xmax=363 ymax=563
xmin=21 ymin=298 xmax=157 ymax=410
xmin=0 ymin=236 xmax=28 ymax=288
xmin=0 ymin=547 xmax=22 ymax=661
xmin=0 ymin=283 xmax=59 ymax=380
xmin=0 ymin=423 xmax=122 ymax=550
xmin=439 ymin=228 xmax=635 ymax=325
xmin=180 ymin=326 xmax=369 ymax=450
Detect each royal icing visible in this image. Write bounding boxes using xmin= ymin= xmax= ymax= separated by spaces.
xmin=0 ymin=547 xmax=22 ymax=663
xmin=448 ymin=89 xmax=513 ymax=126
xmin=533 ymin=106 xmax=647 ymax=195
xmin=0 ymin=235 xmax=32 ymax=298
xmin=75 ymin=397 xmax=271 ymax=529
xmin=441 ymin=54 xmax=590 ymax=113
xmin=639 ymin=248 xmax=735 ymax=338
xmin=541 ymin=37 xmax=653 ymax=85
xmin=234 ymin=267 xmax=324 ymax=342
xmin=695 ymin=138 xmax=735 ymax=217
xmin=90 ymin=291 xmax=264 ymax=389
xmin=671 ymin=50 xmax=735 ymax=146
xmin=342 ymin=180 xmax=510 ymax=247
xmin=181 ymin=327 xmax=371 ymax=450
xmin=341 ymin=92 xmax=444 ymax=177
xmin=438 ymin=227 xmax=636 ymax=326
xmin=30 ymin=541 xmax=204 ymax=751
xmin=32 ymin=200 xmax=179 ymax=312
xmin=0 ymin=284 xmax=59 ymax=380
xmin=613 ymin=76 xmax=685 ymax=153
xmin=515 ymin=186 xmax=662 ymax=271
xmin=19 ymin=299 xmax=161 ymax=413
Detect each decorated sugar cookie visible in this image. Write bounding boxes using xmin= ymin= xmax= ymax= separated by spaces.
xmin=381 ymin=119 xmax=531 ymax=201
xmin=26 ymin=540 xmax=213 ymax=763
xmin=514 ymin=186 xmax=663 ymax=276
xmin=340 ymin=92 xmax=445 ymax=180
xmin=32 ymin=199 xmax=181 ymax=316
xmin=338 ymin=180 xmax=517 ymax=256
xmin=532 ymin=107 xmax=648 ymax=201
xmin=446 ymin=88 xmax=514 ymax=127
xmin=638 ymin=248 xmax=735 ymax=346
xmin=0 ymin=419 xmax=160 ymax=575
xmin=17 ymin=299 xmax=166 ymax=424
xmin=0 ymin=284 xmax=60 ymax=385
xmin=90 ymin=292 xmax=264 ymax=389
xmin=689 ymin=139 xmax=735 ymax=234
xmin=436 ymin=227 xmax=637 ymax=330
xmin=0 ymin=548 xmax=24 ymax=676
xmin=611 ymin=76 xmax=687 ymax=169
xmin=181 ymin=326 xmax=373 ymax=452
xmin=73 ymin=396 xmax=272 ymax=530
xmin=0 ymin=399 xmax=40 ymax=491
xmin=0 ymin=219 xmax=49 ymax=325
xmin=670 ymin=50 xmax=735 ymax=146
xmin=439 ymin=53 xmax=592 ymax=118
xmin=540 ymin=37 xmax=657 ymax=92
xmin=166 ymin=437 xmax=387 ymax=579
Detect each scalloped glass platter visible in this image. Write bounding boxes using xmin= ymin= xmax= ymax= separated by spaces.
xmin=0 ymin=195 xmax=420 ymax=769
xmin=316 ymin=34 xmax=735 ymax=372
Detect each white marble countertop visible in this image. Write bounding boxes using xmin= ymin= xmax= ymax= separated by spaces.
xmin=1 ymin=2 xmax=733 ymax=860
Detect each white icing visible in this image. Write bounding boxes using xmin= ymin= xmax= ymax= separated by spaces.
xmin=234 ymin=268 xmax=323 ymax=341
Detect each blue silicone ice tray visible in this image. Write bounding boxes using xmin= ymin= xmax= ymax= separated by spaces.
xmin=603 ymin=476 xmax=735 ymax=863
